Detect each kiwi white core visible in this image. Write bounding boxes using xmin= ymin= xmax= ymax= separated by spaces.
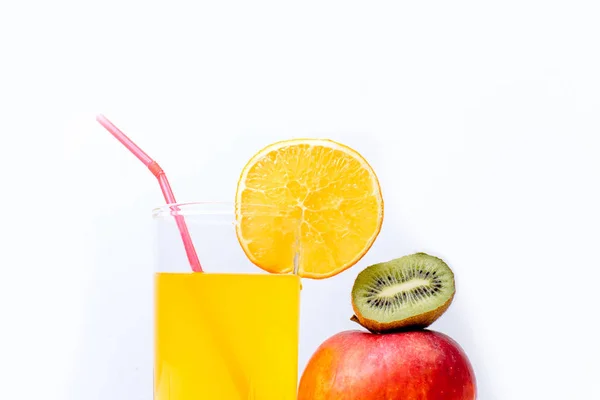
xmin=378 ymin=279 xmax=431 ymax=297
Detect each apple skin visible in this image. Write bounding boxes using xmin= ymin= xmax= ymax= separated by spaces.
xmin=298 ymin=329 xmax=476 ymax=400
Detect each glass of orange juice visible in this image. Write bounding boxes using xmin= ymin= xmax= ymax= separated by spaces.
xmin=152 ymin=202 xmax=301 ymax=400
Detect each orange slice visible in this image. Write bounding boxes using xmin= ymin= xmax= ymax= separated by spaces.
xmin=235 ymin=138 xmax=383 ymax=279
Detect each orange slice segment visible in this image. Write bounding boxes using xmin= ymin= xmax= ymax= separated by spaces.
xmin=235 ymin=138 xmax=383 ymax=279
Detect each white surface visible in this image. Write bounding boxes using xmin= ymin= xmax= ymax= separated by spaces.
xmin=1 ymin=1 xmax=600 ymax=399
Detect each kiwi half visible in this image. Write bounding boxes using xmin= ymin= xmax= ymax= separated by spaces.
xmin=351 ymin=252 xmax=455 ymax=333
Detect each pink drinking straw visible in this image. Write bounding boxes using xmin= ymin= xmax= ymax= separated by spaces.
xmin=96 ymin=114 xmax=203 ymax=272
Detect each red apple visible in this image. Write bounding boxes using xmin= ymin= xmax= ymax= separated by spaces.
xmin=298 ymin=329 xmax=476 ymax=400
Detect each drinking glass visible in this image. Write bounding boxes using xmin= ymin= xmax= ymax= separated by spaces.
xmin=153 ymin=202 xmax=301 ymax=399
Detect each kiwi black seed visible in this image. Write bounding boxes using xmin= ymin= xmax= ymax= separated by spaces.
xmin=350 ymin=252 xmax=455 ymax=333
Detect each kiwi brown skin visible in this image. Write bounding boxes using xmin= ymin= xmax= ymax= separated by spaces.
xmin=351 ymin=292 xmax=455 ymax=333
xmin=350 ymin=252 xmax=456 ymax=334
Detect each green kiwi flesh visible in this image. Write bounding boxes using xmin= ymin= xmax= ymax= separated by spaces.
xmin=351 ymin=252 xmax=455 ymax=333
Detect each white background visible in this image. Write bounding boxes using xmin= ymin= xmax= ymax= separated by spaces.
xmin=1 ymin=1 xmax=599 ymax=399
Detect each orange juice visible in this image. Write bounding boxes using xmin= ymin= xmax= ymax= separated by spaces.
xmin=154 ymin=272 xmax=301 ymax=399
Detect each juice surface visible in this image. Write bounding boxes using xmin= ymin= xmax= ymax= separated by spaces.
xmin=154 ymin=272 xmax=301 ymax=400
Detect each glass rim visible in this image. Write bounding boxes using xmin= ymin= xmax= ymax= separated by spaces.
xmin=152 ymin=201 xmax=292 ymax=223
xmin=152 ymin=201 xmax=234 ymax=218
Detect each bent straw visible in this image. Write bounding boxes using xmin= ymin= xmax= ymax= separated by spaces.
xmin=96 ymin=114 xmax=203 ymax=272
